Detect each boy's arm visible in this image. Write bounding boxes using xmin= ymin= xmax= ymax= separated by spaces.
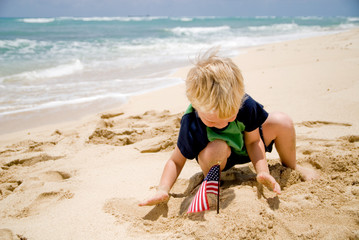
xmin=244 ymin=129 xmax=281 ymax=194
xmin=139 ymin=146 xmax=187 ymax=206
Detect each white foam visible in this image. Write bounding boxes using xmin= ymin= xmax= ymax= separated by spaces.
xmin=170 ymin=17 xmax=193 ymax=22
xmin=0 ymin=76 xmax=181 ymax=116
xmin=348 ymin=17 xmax=359 ymax=22
xmin=255 ymin=16 xmax=276 ymax=19
xmin=296 ymin=16 xmax=324 ymax=20
xmin=66 ymin=16 xmax=201 ymax=22
xmin=336 ymin=23 xmax=358 ymax=30
xmin=81 ymin=17 xmax=130 ymax=22
xmin=67 ymin=16 xmax=167 ymax=22
xmin=169 ymin=26 xmax=231 ymax=36
xmin=248 ymin=23 xmax=300 ymax=32
xmin=1 ymin=60 xmax=84 ymax=82
xmin=0 ymin=38 xmax=38 ymax=49
xmin=20 ymin=18 xmax=55 ymax=23
xmin=38 ymin=59 xmax=84 ymax=78
xmin=195 ymin=16 xmax=218 ymax=20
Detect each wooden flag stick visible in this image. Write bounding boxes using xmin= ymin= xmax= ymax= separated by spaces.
xmin=217 ymin=168 xmax=220 ymax=214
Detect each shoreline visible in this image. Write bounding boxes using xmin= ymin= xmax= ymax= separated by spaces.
xmin=1 ymin=29 xmax=358 ymax=137
xmin=0 ymin=79 xmax=184 ymax=135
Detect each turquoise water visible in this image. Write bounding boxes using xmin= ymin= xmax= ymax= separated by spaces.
xmin=0 ymin=16 xmax=358 ymax=132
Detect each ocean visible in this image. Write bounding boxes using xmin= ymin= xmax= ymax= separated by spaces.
xmin=0 ymin=16 xmax=358 ymax=133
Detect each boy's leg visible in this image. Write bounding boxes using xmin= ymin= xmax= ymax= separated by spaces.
xmin=262 ymin=112 xmax=296 ymax=169
xmin=198 ymin=139 xmax=231 ymax=175
xmin=261 ymin=112 xmax=318 ymax=180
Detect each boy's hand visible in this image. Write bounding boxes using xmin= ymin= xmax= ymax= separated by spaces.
xmin=256 ymin=172 xmax=281 ymax=195
xmin=138 ymin=189 xmax=169 ymax=206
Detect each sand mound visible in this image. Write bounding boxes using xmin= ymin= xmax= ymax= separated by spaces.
xmin=88 ymin=110 xmax=181 ymax=152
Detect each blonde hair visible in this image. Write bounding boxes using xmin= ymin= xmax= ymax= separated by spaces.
xmin=186 ymin=48 xmax=245 ymax=119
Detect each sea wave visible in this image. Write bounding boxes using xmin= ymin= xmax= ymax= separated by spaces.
xmin=254 ymin=16 xmax=277 ymax=19
xmin=57 ymin=16 xmax=169 ymax=22
xmin=295 ymin=16 xmax=324 ymax=20
xmin=336 ymin=23 xmax=359 ymax=30
xmin=81 ymin=16 xmax=166 ymax=21
xmin=0 ymin=75 xmax=183 ymax=116
xmin=19 ymin=18 xmax=55 ymax=23
xmin=348 ymin=17 xmax=359 ymax=22
xmin=0 ymin=38 xmax=49 ymax=53
xmin=170 ymin=17 xmax=194 ymax=22
xmin=248 ymin=23 xmax=301 ymax=32
xmin=59 ymin=16 xmax=196 ymax=22
xmin=169 ymin=26 xmax=231 ymax=36
xmin=0 ymin=59 xmax=84 ymax=83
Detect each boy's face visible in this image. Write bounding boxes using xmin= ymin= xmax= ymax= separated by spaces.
xmin=197 ymin=110 xmax=237 ymax=129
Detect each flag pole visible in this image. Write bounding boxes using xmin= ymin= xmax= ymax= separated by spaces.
xmin=217 ymin=164 xmax=220 ymax=214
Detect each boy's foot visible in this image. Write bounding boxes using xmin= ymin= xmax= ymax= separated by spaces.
xmin=295 ymin=164 xmax=319 ymax=181
xmin=256 ymin=172 xmax=281 ymax=195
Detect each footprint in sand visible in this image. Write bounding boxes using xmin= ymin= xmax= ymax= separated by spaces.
xmin=1 ymin=154 xmax=66 ymax=200
xmin=0 ymin=180 xmax=23 ymax=200
xmin=1 ymin=140 xmax=59 ymax=155
xmin=297 ymin=120 xmax=352 ymax=128
xmin=0 ymin=228 xmax=15 ymax=240
xmin=20 ymin=190 xmax=74 ymax=217
xmin=100 ymin=112 xmax=124 ymax=119
xmin=17 ymin=170 xmax=72 ymax=194
xmin=4 ymin=153 xmax=63 ymax=168
xmin=35 ymin=171 xmax=71 ymax=182
xmin=341 ymin=135 xmax=359 ymax=143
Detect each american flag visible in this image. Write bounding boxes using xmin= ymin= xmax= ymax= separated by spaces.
xmin=187 ymin=164 xmax=220 ymax=213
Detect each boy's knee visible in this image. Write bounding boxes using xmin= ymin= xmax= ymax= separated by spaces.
xmin=269 ymin=112 xmax=294 ymax=129
xmin=200 ymin=139 xmax=231 ymax=162
xmin=198 ymin=140 xmax=230 ymax=173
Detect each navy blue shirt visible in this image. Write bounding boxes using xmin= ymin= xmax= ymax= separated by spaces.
xmin=177 ymin=94 xmax=268 ymax=160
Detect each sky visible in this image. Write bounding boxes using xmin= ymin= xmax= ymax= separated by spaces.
xmin=0 ymin=0 xmax=358 ymax=17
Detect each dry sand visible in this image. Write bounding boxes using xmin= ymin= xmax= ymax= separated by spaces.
xmin=0 ymin=29 xmax=359 ymax=240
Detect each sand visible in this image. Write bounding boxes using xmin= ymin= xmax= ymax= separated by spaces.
xmin=0 ymin=29 xmax=359 ymax=240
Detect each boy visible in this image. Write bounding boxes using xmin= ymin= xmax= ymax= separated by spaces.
xmin=139 ymin=49 xmax=317 ymax=207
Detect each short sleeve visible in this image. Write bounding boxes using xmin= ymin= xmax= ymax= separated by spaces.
xmin=177 ymin=111 xmax=209 ymax=160
xmin=237 ymin=95 xmax=269 ymax=132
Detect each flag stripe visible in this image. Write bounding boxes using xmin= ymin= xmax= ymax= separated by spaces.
xmin=188 ymin=180 xmax=209 ymax=212
xmin=187 ymin=165 xmax=220 ymax=213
